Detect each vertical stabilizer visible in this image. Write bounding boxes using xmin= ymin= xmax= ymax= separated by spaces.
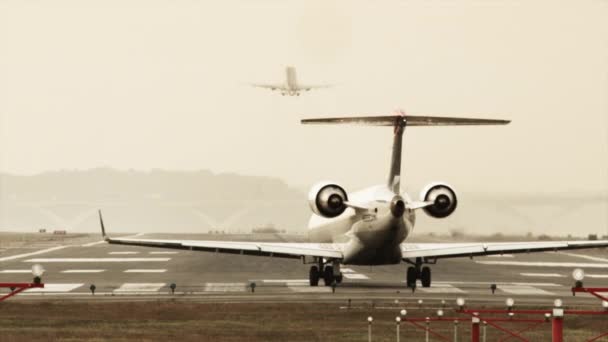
xmin=388 ymin=118 xmax=406 ymax=193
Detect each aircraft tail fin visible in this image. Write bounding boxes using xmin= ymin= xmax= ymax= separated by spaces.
xmin=301 ymin=111 xmax=510 ymax=193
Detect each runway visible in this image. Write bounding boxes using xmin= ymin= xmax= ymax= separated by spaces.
xmin=1 ymin=233 xmax=608 ymax=307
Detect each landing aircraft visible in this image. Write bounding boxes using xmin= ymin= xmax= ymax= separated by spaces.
xmin=100 ymin=111 xmax=608 ymax=287
xmin=251 ymin=66 xmax=330 ymax=96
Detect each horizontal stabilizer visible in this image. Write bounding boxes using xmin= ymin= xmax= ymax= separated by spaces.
xmin=301 ymin=115 xmax=510 ymax=126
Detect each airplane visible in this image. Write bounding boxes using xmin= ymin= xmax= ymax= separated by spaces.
xmin=99 ymin=111 xmax=608 ymax=288
xmin=251 ymin=66 xmax=330 ymax=96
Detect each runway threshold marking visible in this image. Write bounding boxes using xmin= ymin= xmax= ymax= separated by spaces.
xmin=499 ymin=285 xmax=555 ymax=296
xmin=150 ymin=251 xmax=179 ymax=255
xmin=0 ymin=269 xmax=32 ymax=273
xmin=520 ymin=273 xmax=564 ymax=278
xmin=61 ymin=269 xmax=105 ymax=273
xmin=475 ymin=261 xmax=608 ymax=268
xmin=204 ymin=283 xmax=246 ymax=292
xmin=114 ymin=283 xmax=165 ymax=293
xmin=109 ymin=251 xmax=139 ymax=255
xmin=124 ymin=269 xmax=167 ymax=273
xmin=23 ymin=258 xmax=171 ymax=263
xmin=0 ymin=246 xmax=69 ymax=262
xmin=25 ymin=283 xmax=84 ymax=293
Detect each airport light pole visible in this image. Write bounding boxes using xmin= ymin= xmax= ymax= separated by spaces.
xmin=425 ymin=317 xmax=430 ymax=342
xmin=453 ymin=319 xmax=459 ymax=342
xmin=367 ymin=316 xmax=373 ymax=342
xmin=552 ymin=299 xmax=564 ymax=342
xmin=395 ymin=316 xmax=401 ymax=342
xmin=471 ymin=316 xmax=480 ymax=342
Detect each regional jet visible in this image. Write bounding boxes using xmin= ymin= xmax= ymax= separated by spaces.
xmin=99 ymin=111 xmax=608 ymax=288
xmin=251 ymin=66 xmax=330 ymax=96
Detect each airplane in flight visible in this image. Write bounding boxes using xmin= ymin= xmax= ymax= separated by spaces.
xmin=99 ymin=111 xmax=608 ymax=288
xmin=251 ymin=66 xmax=330 ymax=96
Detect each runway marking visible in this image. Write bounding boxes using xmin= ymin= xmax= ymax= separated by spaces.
xmin=149 ymin=251 xmax=179 ymax=255
xmin=262 ymin=279 xmax=308 ymax=283
xmin=419 ymin=284 xmax=466 ymax=294
xmin=24 ymin=258 xmax=171 ymax=263
xmin=25 ymin=283 xmax=84 ymax=293
xmin=476 ymin=261 xmax=608 ymax=268
xmin=431 ymin=281 xmax=561 ymax=287
xmin=114 ymin=283 xmax=165 ymax=293
xmin=560 ymin=253 xmax=608 ymax=263
xmin=520 ymin=273 xmax=564 ymax=278
xmin=109 ymin=251 xmax=139 ymax=255
xmin=204 ymin=283 xmax=246 ymax=292
xmin=0 ymin=269 xmax=32 ymax=273
xmin=288 ymin=285 xmax=331 ymax=293
xmin=499 ymin=285 xmax=555 ymax=296
xmin=0 ymin=246 xmax=69 ymax=262
xmin=487 ymin=254 xmax=514 ymax=258
xmin=343 ymin=273 xmax=369 ymax=280
xmin=81 ymin=240 xmax=106 ymax=247
xmin=61 ymin=269 xmax=105 ymax=273
xmin=586 ymin=274 xmax=608 ymax=279
xmin=124 ymin=269 xmax=167 ymax=273
xmin=341 ymin=268 xmax=355 ymax=273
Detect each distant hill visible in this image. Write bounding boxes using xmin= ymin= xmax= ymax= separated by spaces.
xmin=0 ymin=168 xmax=309 ymax=233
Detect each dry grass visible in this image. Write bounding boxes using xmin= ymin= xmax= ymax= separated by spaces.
xmin=0 ymin=301 xmax=607 ymax=341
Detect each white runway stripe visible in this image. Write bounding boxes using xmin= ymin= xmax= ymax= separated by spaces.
xmin=561 ymin=253 xmax=608 ymax=263
xmin=476 ymin=261 xmax=608 ymax=268
xmin=0 ymin=246 xmax=69 ymax=262
xmin=520 ymin=273 xmax=564 ymax=278
xmin=586 ymin=274 xmax=608 ymax=279
xmin=419 ymin=284 xmax=466 ymax=294
xmin=149 ymin=251 xmax=179 ymax=255
xmin=343 ymin=273 xmax=369 ymax=279
xmin=0 ymin=270 xmax=32 ymax=273
xmin=109 ymin=251 xmax=139 ymax=255
xmin=114 ymin=283 xmax=165 ymax=292
xmin=500 ymin=285 xmax=555 ymax=296
xmin=204 ymin=283 xmax=246 ymax=292
xmin=61 ymin=269 xmax=105 ymax=273
xmin=124 ymin=269 xmax=166 ymax=273
xmin=262 ymin=279 xmax=308 ymax=283
xmin=431 ymin=281 xmax=561 ymax=287
xmin=24 ymin=258 xmax=171 ymax=263
xmin=487 ymin=254 xmax=514 ymax=258
xmin=25 ymin=283 xmax=83 ymax=293
xmin=81 ymin=240 xmax=106 ymax=247
xmin=341 ymin=268 xmax=355 ymax=273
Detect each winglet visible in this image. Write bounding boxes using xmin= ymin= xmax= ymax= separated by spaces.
xmin=98 ymin=210 xmax=108 ymax=241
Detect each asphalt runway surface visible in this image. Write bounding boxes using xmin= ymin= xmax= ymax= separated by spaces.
xmin=2 ymin=233 xmax=608 ymax=308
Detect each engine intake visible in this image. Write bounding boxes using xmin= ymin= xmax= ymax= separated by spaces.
xmin=308 ymin=182 xmax=348 ymax=218
xmin=420 ymin=183 xmax=457 ymax=218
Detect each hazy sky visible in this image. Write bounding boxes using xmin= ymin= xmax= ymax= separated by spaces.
xmin=1 ymin=0 xmax=607 ymax=194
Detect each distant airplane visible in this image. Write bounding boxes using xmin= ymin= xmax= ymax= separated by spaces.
xmin=251 ymin=66 xmax=330 ymax=96
xmin=99 ymin=110 xmax=608 ymax=288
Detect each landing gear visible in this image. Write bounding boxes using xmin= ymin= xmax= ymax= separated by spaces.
xmin=335 ymin=273 xmax=343 ymax=284
xmin=406 ymin=258 xmax=432 ymax=288
xmin=421 ymin=266 xmax=431 ymax=288
xmin=406 ymin=266 xmax=417 ymax=288
xmin=309 ymin=266 xmax=320 ymax=286
xmin=323 ymin=266 xmax=335 ymax=286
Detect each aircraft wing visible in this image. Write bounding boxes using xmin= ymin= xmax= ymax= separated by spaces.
xmin=400 ymin=240 xmax=608 ymax=260
xmin=251 ymin=84 xmax=285 ymax=91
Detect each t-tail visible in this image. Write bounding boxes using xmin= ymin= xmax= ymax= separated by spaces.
xmin=301 ymin=110 xmax=510 ymax=194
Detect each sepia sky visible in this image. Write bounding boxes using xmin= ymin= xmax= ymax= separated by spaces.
xmin=0 ymin=0 xmax=607 ymax=194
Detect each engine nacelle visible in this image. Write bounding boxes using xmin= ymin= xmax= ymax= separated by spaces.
xmin=308 ymin=181 xmax=348 ymax=218
xmin=420 ymin=182 xmax=457 ymax=218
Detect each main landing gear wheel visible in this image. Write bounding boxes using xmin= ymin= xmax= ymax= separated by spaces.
xmin=309 ymin=266 xmax=320 ymax=286
xmin=421 ymin=267 xmax=431 ymax=288
xmin=406 ymin=267 xmax=417 ymax=288
xmin=335 ymin=273 xmax=343 ymax=284
xmin=323 ymin=266 xmax=335 ymax=286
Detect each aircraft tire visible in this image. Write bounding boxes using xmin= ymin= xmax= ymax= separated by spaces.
xmin=335 ymin=273 xmax=343 ymax=284
xmin=309 ymin=266 xmax=320 ymax=286
xmin=406 ymin=266 xmax=417 ymax=288
xmin=421 ymin=267 xmax=431 ymax=288
xmin=323 ymin=266 xmax=335 ymax=286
